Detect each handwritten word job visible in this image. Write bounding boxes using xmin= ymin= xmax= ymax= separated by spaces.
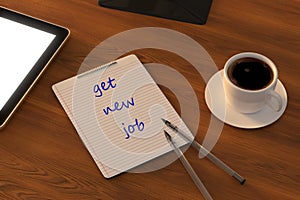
xmin=93 ymin=76 xmax=145 ymax=140
xmin=122 ymin=118 xmax=145 ymax=139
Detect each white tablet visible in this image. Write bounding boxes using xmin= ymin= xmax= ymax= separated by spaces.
xmin=0 ymin=7 xmax=70 ymax=128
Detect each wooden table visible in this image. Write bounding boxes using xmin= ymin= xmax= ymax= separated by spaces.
xmin=1 ymin=0 xmax=299 ymax=199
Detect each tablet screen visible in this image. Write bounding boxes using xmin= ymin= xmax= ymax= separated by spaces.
xmin=0 ymin=17 xmax=56 ymax=110
xmin=0 ymin=7 xmax=69 ymax=128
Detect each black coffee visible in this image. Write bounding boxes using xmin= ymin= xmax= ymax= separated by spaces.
xmin=227 ymin=58 xmax=273 ymax=90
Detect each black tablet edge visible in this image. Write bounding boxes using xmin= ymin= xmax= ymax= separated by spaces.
xmin=98 ymin=0 xmax=213 ymax=25
xmin=0 ymin=6 xmax=70 ymax=129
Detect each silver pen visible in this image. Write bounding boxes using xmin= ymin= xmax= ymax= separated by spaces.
xmin=162 ymin=118 xmax=246 ymax=185
xmin=164 ymin=130 xmax=213 ymax=200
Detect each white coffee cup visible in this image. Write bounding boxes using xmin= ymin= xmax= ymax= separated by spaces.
xmin=223 ymin=52 xmax=282 ymax=113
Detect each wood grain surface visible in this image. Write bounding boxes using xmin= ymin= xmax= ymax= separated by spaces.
xmin=0 ymin=0 xmax=299 ymax=199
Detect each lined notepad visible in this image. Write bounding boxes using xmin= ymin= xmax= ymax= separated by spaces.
xmin=52 ymin=55 xmax=193 ymax=178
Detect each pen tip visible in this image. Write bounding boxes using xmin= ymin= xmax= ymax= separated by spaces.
xmin=232 ymin=173 xmax=246 ymax=185
xmin=161 ymin=118 xmax=166 ymax=123
xmin=164 ymin=130 xmax=172 ymax=141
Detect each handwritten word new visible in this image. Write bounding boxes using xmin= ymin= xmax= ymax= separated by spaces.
xmin=122 ymin=118 xmax=145 ymax=139
xmin=103 ymin=97 xmax=135 ymax=116
xmin=94 ymin=77 xmax=116 ymax=98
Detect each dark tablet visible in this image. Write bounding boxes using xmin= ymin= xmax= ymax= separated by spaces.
xmin=98 ymin=0 xmax=213 ymax=25
xmin=0 ymin=7 xmax=70 ymax=129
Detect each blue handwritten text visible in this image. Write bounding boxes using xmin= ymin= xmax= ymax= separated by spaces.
xmin=94 ymin=77 xmax=117 ymax=98
xmin=122 ymin=118 xmax=145 ymax=139
xmin=103 ymin=97 xmax=135 ymax=116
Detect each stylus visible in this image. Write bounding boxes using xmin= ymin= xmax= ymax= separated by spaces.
xmin=162 ymin=118 xmax=246 ymax=185
xmin=164 ymin=130 xmax=213 ymax=200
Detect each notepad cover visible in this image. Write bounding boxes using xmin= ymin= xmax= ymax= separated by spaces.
xmin=52 ymin=55 xmax=193 ymax=178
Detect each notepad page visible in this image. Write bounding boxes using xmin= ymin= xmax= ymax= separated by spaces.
xmin=52 ymin=55 xmax=193 ymax=178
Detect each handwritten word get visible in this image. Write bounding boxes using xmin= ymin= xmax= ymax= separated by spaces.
xmin=94 ymin=77 xmax=116 ymax=98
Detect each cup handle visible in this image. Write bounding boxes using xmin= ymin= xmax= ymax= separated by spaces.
xmin=266 ymin=90 xmax=282 ymax=112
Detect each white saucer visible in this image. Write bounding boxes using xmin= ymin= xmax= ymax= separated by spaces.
xmin=205 ymin=70 xmax=288 ymax=129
